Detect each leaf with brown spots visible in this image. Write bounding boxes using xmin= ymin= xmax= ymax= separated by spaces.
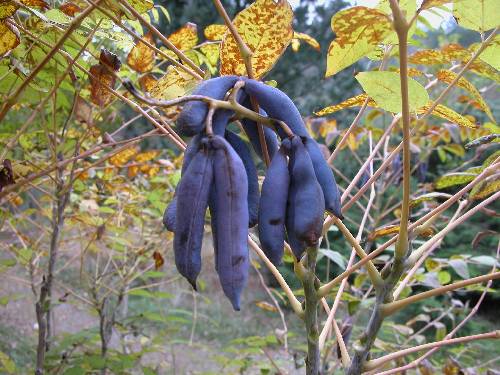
xmin=0 ymin=19 xmax=19 ymax=58
xmin=469 ymin=176 xmax=500 ymax=200
xmin=437 ymin=70 xmax=495 ymax=122
xmin=21 ymin=0 xmax=48 ymax=8
xmin=220 ymin=0 xmax=293 ymax=79
xmin=326 ymin=7 xmax=393 ymax=76
xmin=435 ymin=172 xmax=477 ymax=189
xmin=149 ymin=65 xmax=200 ymax=101
xmin=0 ymin=160 xmax=15 ymax=193
xmin=292 ymin=31 xmax=320 ymax=52
xmin=152 ymin=251 xmax=164 ymax=270
xmin=127 ymin=32 xmax=156 ymax=73
xmin=167 ymin=22 xmax=198 ymax=51
xmin=315 ymin=94 xmax=377 ymax=116
xmin=204 ymin=24 xmax=227 ymax=41
xmin=367 ymin=225 xmax=400 ymax=241
xmin=89 ymin=49 xmax=121 ymax=107
xmin=59 ymin=2 xmax=82 ymax=16
xmin=0 ymin=2 xmax=17 ymax=19
xmin=418 ymin=103 xmax=477 ymax=129
xmin=139 ymin=73 xmax=157 ymax=92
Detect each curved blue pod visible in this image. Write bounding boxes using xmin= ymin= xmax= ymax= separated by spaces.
xmin=177 ymin=76 xmax=240 ymax=136
xmin=209 ymin=135 xmax=249 ymax=311
xmin=225 ymin=130 xmax=260 ymax=228
xmin=163 ymin=135 xmax=203 ymax=232
xmin=302 ymin=137 xmax=343 ymax=219
xmin=242 ymin=79 xmax=309 ymax=138
xmin=173 ymin=145 xmax=214 ymax=289
xmin=287 ymin=136 xmax=325 ymax=257
xmin=240 ymin=97 xmax=279 ymax=160
xmin=258 ymin=139 xmax=291 ymax=265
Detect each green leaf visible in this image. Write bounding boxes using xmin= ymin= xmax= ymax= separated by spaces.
xmin=355 ymin=71 xmax=429 ymax=113
xmin=438 ymin=270 xmax=451 ymax=285
xmin=453 ymin=0 xmax=499 ymax=32
xmin=471 ymin=255 xmax=499 ymax=267
xmin=477 ymin=35 xmax=500 ymax=70
xmin=448 ymin=259 xmax=470 ymax=279
xmin=435 ymin=172 xmax=477 ymax=189
xmin=319 ymin=249 xmax=346 ymax=269
xmin=0 ymin=351 xmax=16 ymax=374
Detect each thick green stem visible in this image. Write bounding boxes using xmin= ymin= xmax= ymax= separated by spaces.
xmin=302 ymin=244 xmax=321 ymax=375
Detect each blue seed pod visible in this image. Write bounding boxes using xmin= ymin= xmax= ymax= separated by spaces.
xmin=209 ymin=135 xmax=249 ymax=311
xmin=225 ymin=130 xmax=260 ymax=228
xmin=258 ymin=139 xmax=291 ymax=265
xmin=173 ymin=144 xmax=214 ymax=289
xmin=177 ymin=76 xmax=240 ymax=136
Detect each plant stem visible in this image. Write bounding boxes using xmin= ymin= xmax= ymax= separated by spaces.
xmin=302 ymin=244 xmax=321 ymax=375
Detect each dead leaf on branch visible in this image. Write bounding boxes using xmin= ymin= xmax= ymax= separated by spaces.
xmin=59 ymin=2 xmax=83 ymax=16
xmin=220 ymin=0 xmax=293 ymax=79
xmin=127 ymin=32 xmax=156 ymax=73
xmin=153 ymin=251 xmax=164 ymax=270
xmin=89 ymin=49 xmax=121 ymax=107
xmin=0 ymin=160 xmax=15 ymax=193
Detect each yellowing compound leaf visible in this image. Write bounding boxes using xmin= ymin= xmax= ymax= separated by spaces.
xmin=89 ymin=49 xmax=121 ymax=107
xmin=149 ymin=65 xmax=200 ymax=100
xmin=314 ymin=94 xmax=377 ymax=116
xmin=453 ymin=0 xmax=499 ymax=32
xmin=168 ymin=22 xmax=198 ymax=51
xmin=469 ymin=176 xmax=500 ymax=200
xmin=475 ymin=35 xmax=500 ymax=70
xmin=220 ymin=0 xmax=293 ymax=79
xmin=127 ymin=32 xmax=155 ymax=73
xmin=204 ymin=24 xmax=227 ymax=41
xmin=418 ymin=104 xmax=477 ymax=128
xmin=0 ymin=20 xmax=19 ymax=58
xmin=0 ymin=2 xmax=17 ymax=19
xmin=292 ymin=31 xmax=320 ymax=51
xmin=356 ymin=71 xmax=429 ymax=113
xmin=437 ymin=70 xmax=494 ymax=122
xmin=326 ymin=7 xmax=392 ymax=76
xmin=435 ymin=172 xmax=477 ymax=189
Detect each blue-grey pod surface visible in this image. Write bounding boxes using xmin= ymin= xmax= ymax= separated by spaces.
xmin=225 ymin=130 xmax=259 ymax=227
xmin=242 ymin=79 xmax=308 ymax=138
xmin=163 ymin=135 xmax=204 ymax=232
xmin=258 ymin=138 xmax=291 ymax=265
xmin=209 ymin=135 xmax=249 ymax=311
xmin=173 ymin=144 xmax=214 ymax=290
xmin=287 ymin=136 xmax=325 ymax=256
xmin=302 ymin=137 xmax=343 ymax=219
xmin=177 ymin=76 xmax=239 ymax=136
xmin=240 ymin=97 xmax=279 ymax=160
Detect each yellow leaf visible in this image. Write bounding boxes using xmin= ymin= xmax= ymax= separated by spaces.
xmin=469 ymin=176 xmax=500 ymax=200
xmin=125 ymin=0 xmax=153 ymax=14
xmin=453 ymin=0 xmax=499 ymax=32
xmin=437 ymin=70 xmax=495 ymax=122
xmin=291 ymin=37 xmax=300 ymax=52
xmin=474 ymin=35 xmax=500 ymax=70
xmin=149 ymin=65 xmax=201 ymax=100
xmin=204 ymin=24 xmax=227 ymax=41
xmin=319 ymin=119 xmax=337 ymax=138
xmin=0 ymin=2 xmax=17 ymax=19
xmin=109 ymin=147 xmax=138 ymax=167
xmin=200 ymin=43 xmax=220 ymax=67
xmin=138 ymin=73 xmax=157 ymax=92
xmin=127 ymin=165 xmax=139 ymax=178
xmin=0 ymin=20 xmax=20 ymax=58
xmin=315 ymin=94 xmax=376 ymax=116
xmin=367 ymin=225 xmax=400 ymax=241
xmin=220 ymin=0 xmax=293 ymax=79
xmin=255 ymin=301 xmax=278 ymax=312
xmin=127 ymin=32 xmax=156 ymax=73
xmin=418 ymin=103 xmax=477 ymax=128
xmin=168 ymin=22 xmax=198 ymax=51
xmin=326 ymin=7 xmax=392 ymax=76
xmin=135 ymin=150 xmax=160 ymax=163
xmin=293 ymin=31 xmax=320 ymax=51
